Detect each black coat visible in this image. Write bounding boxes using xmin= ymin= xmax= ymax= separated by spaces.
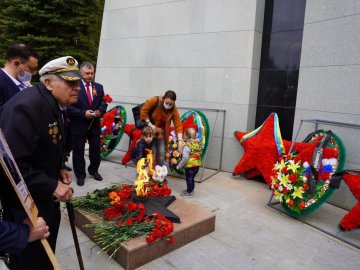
xmin=131 ymin=138 xmax=153 ymax=163
xmin=0 ymin=83 xmax=66 ymax=269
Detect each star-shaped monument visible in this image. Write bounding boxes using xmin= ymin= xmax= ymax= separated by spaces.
xmin=130 ymin=193 xmax=180 ymax=223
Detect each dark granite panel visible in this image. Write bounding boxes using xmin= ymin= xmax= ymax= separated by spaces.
xmin=257 ymin=69 xmax=299 ymax=107
xmin=261 ymin=31 xmax=304 ymax=70
xmin=255 ymin=106 xmax=296 ymax=141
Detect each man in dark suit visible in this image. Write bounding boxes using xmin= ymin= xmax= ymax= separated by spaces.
xmin=0 ymin=43 xmax=39 ymax=107
xmin=0 ymin=56 xmax=78 ymax=270
xmin=67 ymin=62 xmax=107 ymax=186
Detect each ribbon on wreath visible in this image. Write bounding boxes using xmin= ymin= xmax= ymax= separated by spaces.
xmin=240 ymin=112 xmax=285 ymax=156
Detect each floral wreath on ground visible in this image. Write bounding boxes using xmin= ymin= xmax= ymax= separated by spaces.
xmin=72 ymin=179 xmax=174 ymax=257
xmin=271 ymin=131 xmax=345 ymax=216
xmin=100 ymin=102 xmax=127 ymax=159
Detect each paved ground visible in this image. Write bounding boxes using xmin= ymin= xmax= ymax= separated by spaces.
xmin=56 ymin=154 xmax=360 ymax=270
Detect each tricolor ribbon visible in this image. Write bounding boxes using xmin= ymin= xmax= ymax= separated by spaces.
xmin=240 ymin=112 xmax=285 ymax=155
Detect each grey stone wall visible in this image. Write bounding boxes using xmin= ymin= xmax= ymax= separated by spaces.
xmin=295 ymin=0 xmax=360 ymax=208
xmin=96 ymin=0 xmax=266 ymax=172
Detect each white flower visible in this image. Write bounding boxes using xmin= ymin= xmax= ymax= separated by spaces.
xmin=303 ymin=161 xmax=310 ymax=168
xmin=152 ymin=165 xmax=168 ymax=182
xmin=287 ymin=159 xmax=295 ymax=165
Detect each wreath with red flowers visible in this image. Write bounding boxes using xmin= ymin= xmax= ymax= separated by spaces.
xmin=271 ymin=130 xmax=346 ymax=216
xmin=100 ymin=104 xmax=127 ymax=159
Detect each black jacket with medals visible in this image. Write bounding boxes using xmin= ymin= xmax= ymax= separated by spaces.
xmin=0 ymin=82 xmax=69 ymax=226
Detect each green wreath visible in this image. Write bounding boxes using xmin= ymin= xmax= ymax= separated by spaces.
xmin=168 ymin=110 xmax=210 ymax=175
xmin=271 ymin=130 xmax=346 ymax=216
xmin=100 ymin=105 xmax=127 ymax=159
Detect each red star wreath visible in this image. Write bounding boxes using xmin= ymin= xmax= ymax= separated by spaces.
xmin=340 ymin=172 xmax=360 ymax=230
xmin=233 ymin=113 xmax=339 ymax=185
xmin=232 ymin=113 xmax=285 ymax=185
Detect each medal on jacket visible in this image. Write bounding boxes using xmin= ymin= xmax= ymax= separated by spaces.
xmin=92 ymin=84 xmax=98 ymax=96
xmin=48 ymin=122 xmax=59 ymax=144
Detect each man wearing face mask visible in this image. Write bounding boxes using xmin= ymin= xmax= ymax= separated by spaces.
xmin=0 ymin=43 xmax=39 ymax=107
xmin=140 ymin=90 xmax=183 ymax=166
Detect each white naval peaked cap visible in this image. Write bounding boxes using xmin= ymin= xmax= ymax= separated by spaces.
xmin=39 ymin=56 xmax=81 ymax=81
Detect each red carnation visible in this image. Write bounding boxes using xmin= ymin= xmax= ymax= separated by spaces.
xmin=104 ymin=207 xmax=122 ymax=220
xmin=146 ymin=234 xmax=156 ymax=244
xmin=323 ymin=147 xmax=337 ymax=159
xmin=155 ymin=219 xmax=163 ymax=228
xmin=126 ymin=201 xmax=137 ymax=212
xmin=103 ymin=94 xmax=113 ymax=103
xmin=299 ymin=201 xmax=306 ymax=209
xmin=126 ymin=218 xmax=135 ymax=225
xmin=288 ymin=199 xmax=294 ymax=207
xmin=289 ymin=173 xmax=298 ymax=183
xmin=283 ymin=188 xmax=289 ymax=194
xmin=302 ymin=183 xmax=309 ymax=190
xmin=168 ymin=236 xmax=174 ymax=244
xmin=152 ymin=228 xmax=162 ymax=238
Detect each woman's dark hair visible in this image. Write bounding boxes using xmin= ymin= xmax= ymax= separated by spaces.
xmin=163 ymin=90 xmax=177 ymax=101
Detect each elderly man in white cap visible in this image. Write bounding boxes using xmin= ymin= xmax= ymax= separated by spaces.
xmin=0 ymin=56 xmax=80 ymax=270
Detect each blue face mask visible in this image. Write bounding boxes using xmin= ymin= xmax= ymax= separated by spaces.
xmin=18 ymin=65 xmax=33 ymax=86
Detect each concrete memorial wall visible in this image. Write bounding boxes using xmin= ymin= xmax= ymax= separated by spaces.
xmin=95 ymin=0 xmax=266 ymax=172
xmin=96 ymin=0 xmax=359 ymax=210
xmin=295 ymin=0 xmax=360 ymax=209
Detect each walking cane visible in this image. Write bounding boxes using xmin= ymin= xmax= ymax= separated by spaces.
xmin=66 ymin=200 xmax=85 ymax=270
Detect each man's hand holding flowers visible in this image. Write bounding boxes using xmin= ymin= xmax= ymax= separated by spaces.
xmin=85 ymin=109 xmax=100 ymax=119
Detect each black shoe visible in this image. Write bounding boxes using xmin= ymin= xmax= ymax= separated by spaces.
xmin=64 ymin=164 xmax=72 ymax=171
xmin=77 ymin=178 xmax=85 ymax=186
xmin=90 ymin=172 xmax=103 ymax=181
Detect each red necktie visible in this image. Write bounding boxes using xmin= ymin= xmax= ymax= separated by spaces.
xmin=85 ymin=83 xmax=92 ymax=106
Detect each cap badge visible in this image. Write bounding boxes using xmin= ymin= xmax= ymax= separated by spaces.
xmin=66 ymin=57 xmax=76 ymax=66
